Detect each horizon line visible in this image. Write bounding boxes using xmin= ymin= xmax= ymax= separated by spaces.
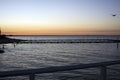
xmin=7 ymin=34 xmax=120 ymax=36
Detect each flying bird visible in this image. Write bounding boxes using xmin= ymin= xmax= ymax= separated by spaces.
xmin=111 ymin=14 xmax=117 ymax=17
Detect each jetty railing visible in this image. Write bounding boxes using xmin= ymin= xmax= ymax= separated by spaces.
xmin=0 ymin=60 xmax=120 ymax=80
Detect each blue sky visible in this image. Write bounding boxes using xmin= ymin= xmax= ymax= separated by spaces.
xmin=0 ymin=0 xmax=120 ymax=35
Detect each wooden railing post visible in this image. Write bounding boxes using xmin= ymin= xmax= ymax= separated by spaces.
xmin=29 ymin=74 xmax=35 ymax=80
xmin=117 ymin=43 xmax=119 ymax=49
xmin=99 ymin=66 xmax=107 ymax=80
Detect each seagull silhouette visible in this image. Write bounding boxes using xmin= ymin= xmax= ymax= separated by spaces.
xmin=112 ymin=14 xmax=116 ymax=17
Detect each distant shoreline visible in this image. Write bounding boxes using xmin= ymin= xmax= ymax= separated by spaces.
xmin=0 ymin=35 xmax=23 ymax=44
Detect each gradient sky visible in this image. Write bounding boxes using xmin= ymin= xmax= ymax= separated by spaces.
xmin=0 ymin=0 xmax=120 ymax=35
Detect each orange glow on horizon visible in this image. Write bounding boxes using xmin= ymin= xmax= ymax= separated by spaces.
xmin=2 ymin=24 xmax=120 ymax=35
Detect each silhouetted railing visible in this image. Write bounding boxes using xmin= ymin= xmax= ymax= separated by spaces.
xmin=0 ymin=60 xmax=120 ymax=80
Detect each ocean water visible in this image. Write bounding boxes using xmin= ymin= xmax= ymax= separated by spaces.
xmin=0 ymin=35 xmax=120 ymax=80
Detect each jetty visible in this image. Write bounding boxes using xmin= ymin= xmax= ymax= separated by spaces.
xmin=17 ymin=39 xmax=120 ymax=44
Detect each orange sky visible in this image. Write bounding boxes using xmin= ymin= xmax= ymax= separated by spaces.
xmin=1 ymin=24 xmax=120 ymax=35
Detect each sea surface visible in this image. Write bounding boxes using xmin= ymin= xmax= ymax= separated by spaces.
xmin=0 ymin=35 xmax=120 ymax=80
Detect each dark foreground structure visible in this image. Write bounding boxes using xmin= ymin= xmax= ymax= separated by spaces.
xmin=0 ymin=60 xmax=120 ymax=80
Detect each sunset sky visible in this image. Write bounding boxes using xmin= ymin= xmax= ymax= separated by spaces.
xmin=0 ymin=0 xmax=120 ymax=35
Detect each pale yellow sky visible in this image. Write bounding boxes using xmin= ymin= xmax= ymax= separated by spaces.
xmin=1 ymin=24 xmax=120 ymax=35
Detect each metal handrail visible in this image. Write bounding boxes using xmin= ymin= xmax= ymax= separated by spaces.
xmin=0 ymin=60 xmax=120 ymax=80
